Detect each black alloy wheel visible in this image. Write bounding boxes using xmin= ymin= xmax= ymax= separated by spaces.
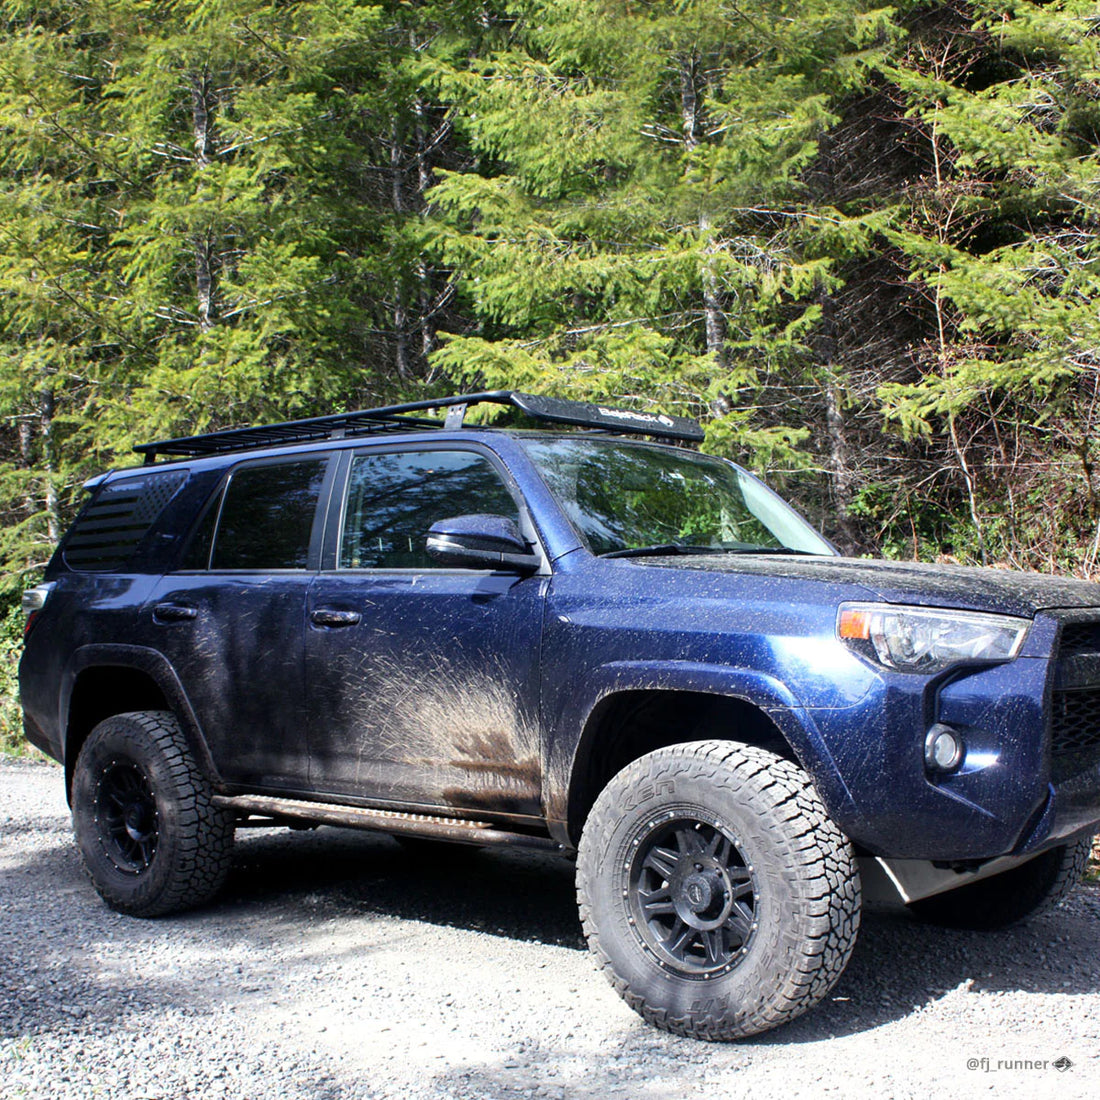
xmin=577 ymin=740 xmax=861 ymax=1040
xmin=95 ymin=759 xmax=160 ymax=874
xmin=627 ymin=813 xmax=757 ymax=976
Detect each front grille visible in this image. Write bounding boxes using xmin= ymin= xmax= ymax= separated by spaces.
xmin=1052 ymin=616 xmax=1100 ymax=758
xmin=1058 ymin=621 xmax=1100 ymax=659
xmin=1050 ymin=687 xmax=1100 ymax=755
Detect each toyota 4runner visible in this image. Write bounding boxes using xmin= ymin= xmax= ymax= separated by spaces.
xmin=18 ymin=390 xmax=1100 ymax=1040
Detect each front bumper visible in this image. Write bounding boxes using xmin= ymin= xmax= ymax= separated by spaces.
xmin=801 ymin=624 xmax=1100 ymax=862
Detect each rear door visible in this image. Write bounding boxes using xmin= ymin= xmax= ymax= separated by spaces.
xmin=305 ymin=444 xmax=546 ymax=820
xmin=147 ymin=453 xmax=336 ymax=790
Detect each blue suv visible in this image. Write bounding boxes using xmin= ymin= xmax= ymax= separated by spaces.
xmin=18 ymin=391 xmax=1100 ymax=1040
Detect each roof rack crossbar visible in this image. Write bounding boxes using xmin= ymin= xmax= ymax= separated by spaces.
xmin=135 ymin=390 xmax=704 ymax=462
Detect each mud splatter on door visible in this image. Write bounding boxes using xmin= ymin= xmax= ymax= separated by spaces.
xmin=304 ymin=571 xmax=545 ymax=817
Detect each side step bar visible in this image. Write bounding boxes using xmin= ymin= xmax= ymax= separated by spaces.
xmin=213 ymin=793 xmax=562 ymax=852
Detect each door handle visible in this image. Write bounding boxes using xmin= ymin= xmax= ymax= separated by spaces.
xmin=153 ymin=602 xmax=198 ymax=623
xmin=310 ymin=608 xmax=361 ymax=627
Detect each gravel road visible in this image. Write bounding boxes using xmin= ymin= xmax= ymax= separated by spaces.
xmin=2 ymin=758 xmax=1099 ymax=1100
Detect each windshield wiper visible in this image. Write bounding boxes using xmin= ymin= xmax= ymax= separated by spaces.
xmin=722 ymin=546 xmax=820 ymax=555
xmin=600 ymin=544 xmax=730 ymax=559
xmin=601 ymin=544 xmax=825 ymax=559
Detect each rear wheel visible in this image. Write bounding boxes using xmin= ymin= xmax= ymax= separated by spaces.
xmin=906 ymin=838 xmax=1091 ymax=930
xmin=71 ymin=711 xmax=235 ymax=917
xmin=576 ymin=741 xmax=861 ymax=1040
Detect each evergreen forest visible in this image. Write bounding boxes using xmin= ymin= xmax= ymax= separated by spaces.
xmin=2 ymin=0 xmax=1100 ymax=739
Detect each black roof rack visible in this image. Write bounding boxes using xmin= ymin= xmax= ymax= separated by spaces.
xmin=134 ymin=391 xmax=704 ymax=463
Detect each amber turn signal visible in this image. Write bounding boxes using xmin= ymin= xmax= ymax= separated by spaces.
xmin=837 ymin=608 xmax=872 ymax=640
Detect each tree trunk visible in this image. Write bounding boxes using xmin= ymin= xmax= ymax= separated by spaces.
xmin=681 ymin=53 xmax=731 ymax=412
xmin=824 ymin=377 xmax=861 ymax=555
xmin=418 ymin=261 xmax=434 ymax=363
xmin=194 ymin=235 xmax=216 ymax=333
xmin=394 ymin=279 xmax=409 ymax=382
xmin=390 ymin=121 xmax=410 ymax=380
xmin=191 ymin=71 xmax=217 ymax=331
xmin=679 ymin=52 xmax=699 ymax=151
xmin=40 ymin=389 xmax=60 ymax=545
xmin=190 ymin=69 xmax=213 ymax=166
xmin=18 ymin=416 xmax=35 ymax=519
xmin=413 ymin=100 xmax=436 ymax=365
xmin=812 ymin=292 xmax=860 ymax=553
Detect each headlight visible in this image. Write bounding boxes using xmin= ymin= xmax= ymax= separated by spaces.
xmin=837 ymin=603 xmax=1030 ymax=674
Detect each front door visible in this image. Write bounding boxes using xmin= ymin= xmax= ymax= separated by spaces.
xmin=305 ymin=445 xmax=546 ymax=820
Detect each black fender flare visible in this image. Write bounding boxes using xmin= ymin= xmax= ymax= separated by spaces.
xmin=61 ymin=644 xmax=221 ymax=796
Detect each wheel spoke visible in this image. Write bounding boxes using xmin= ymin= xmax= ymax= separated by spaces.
xmin=114 ymin=770 xmax=139 ymax=796
xmin=665 ymin=920 xmax=695 ymax=958
xmin=729 ymin=881 xmax=754 ymax=903
xmin=701 ymin=928 xmax=724 ymax=966
xmin=725 ymin=903 xmax=753 ymax=944
xmin=704 ymin=829 xmax=729 ymax=861
xmin=673 ymin=825 xmax=705 ymax=856
xmin=639 ymin=888 xmax=676 ymax=917
xmin=643 ymin=845 xmax=679 ymax=880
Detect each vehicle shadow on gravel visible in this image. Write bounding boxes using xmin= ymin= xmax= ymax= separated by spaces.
xmin=222 ymin=828 xmax=1100 ymax=1022
xmin=5 ymin=821 xmax=1098 ymax=1049
xmin=220 ymin=825 xmax=587 ymax=949
xmin=749 ymin=888 xmax=1100 ymax=1045
xmin=223 ymin=829 xmax=1100 ymax=1040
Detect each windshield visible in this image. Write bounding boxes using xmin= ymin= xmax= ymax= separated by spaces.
xmin=522 ymin=438 xmax=834 ymax=557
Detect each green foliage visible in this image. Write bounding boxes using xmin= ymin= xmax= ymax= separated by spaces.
xmin=0 ymin=604 xmax=27 ymax=754
xmin=0 ymin=0 xmax=1098 ymax=589
xmin=423 ymin=0 xmax=900 ymax=475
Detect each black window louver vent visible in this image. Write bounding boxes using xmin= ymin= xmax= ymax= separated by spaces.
xmin=62 ymin=472 xmax=187 ymax=572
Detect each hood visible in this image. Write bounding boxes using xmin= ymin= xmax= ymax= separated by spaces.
xmin=635 ymin=553 xmax=1100 ymax=618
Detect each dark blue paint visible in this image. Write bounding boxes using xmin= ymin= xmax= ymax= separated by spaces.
xmin=19 ymin=428 xmax=1100 ymax=862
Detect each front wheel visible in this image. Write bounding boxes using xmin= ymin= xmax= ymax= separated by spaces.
xmin=71 ymin=711 xmax=235 ymax=917
xmin=577 ymin=741 xmax=861 ymax=1040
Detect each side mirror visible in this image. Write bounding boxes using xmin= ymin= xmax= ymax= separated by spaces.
xmin=426 ymin=514 xmax=540 ymax=574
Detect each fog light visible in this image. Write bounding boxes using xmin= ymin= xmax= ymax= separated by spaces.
xmin=924 ymin=724 xmax=965 ymax=773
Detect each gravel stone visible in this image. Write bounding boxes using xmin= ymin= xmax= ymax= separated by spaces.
xmin=2 ymin=760 xmax=1099 ymax=1099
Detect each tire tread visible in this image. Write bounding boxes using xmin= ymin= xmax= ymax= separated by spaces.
xmin=72 ymin=711 xmax=234 ymax=917
xmin=577 ymin=740 xmax=860 ymax=1040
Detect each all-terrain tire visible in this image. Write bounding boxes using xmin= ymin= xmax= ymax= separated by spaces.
xmin=906 ymin=838 xmax=1091 ymax=930
xmin=71 ymin=711 xmax=235 ymax=917
xmin=576 ymin=741 xmax=861 ymax=1041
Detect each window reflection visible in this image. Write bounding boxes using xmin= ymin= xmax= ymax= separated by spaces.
xmin=212 ymin=460 xmax=327 ymax=570
xmin=523 ymin=439 xmax=831 ymax=556
xmin=341 ymin=450 xmax=519 ymax=569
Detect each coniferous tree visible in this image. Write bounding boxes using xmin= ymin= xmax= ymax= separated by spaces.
xmin=424 ymin=0 xmax=901 ymax=484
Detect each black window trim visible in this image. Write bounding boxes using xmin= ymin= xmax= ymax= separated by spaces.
xmin=173 ymin=451 xmax=339 ymax=574
xmin=320 ymin=441 xmax=546 ymax=575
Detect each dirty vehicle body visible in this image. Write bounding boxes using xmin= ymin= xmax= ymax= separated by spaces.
xmin=19 ymin=391 xmax=1100 ymax=1040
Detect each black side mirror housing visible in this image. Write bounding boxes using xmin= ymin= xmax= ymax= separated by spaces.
xmin=426 ymin=514 xmax=540 ymax=573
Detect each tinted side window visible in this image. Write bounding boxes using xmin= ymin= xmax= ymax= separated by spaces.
xmin=63 ymin=472 xmax=188 ymax=572
xmin=340 ymin=450 xmax=519 ymax=569
xmin=211 ymin=459 xmax=327 ymax=570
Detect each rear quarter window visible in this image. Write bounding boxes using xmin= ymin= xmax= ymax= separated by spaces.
xmin=62 ymin=472 xmax=189 ymax=572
